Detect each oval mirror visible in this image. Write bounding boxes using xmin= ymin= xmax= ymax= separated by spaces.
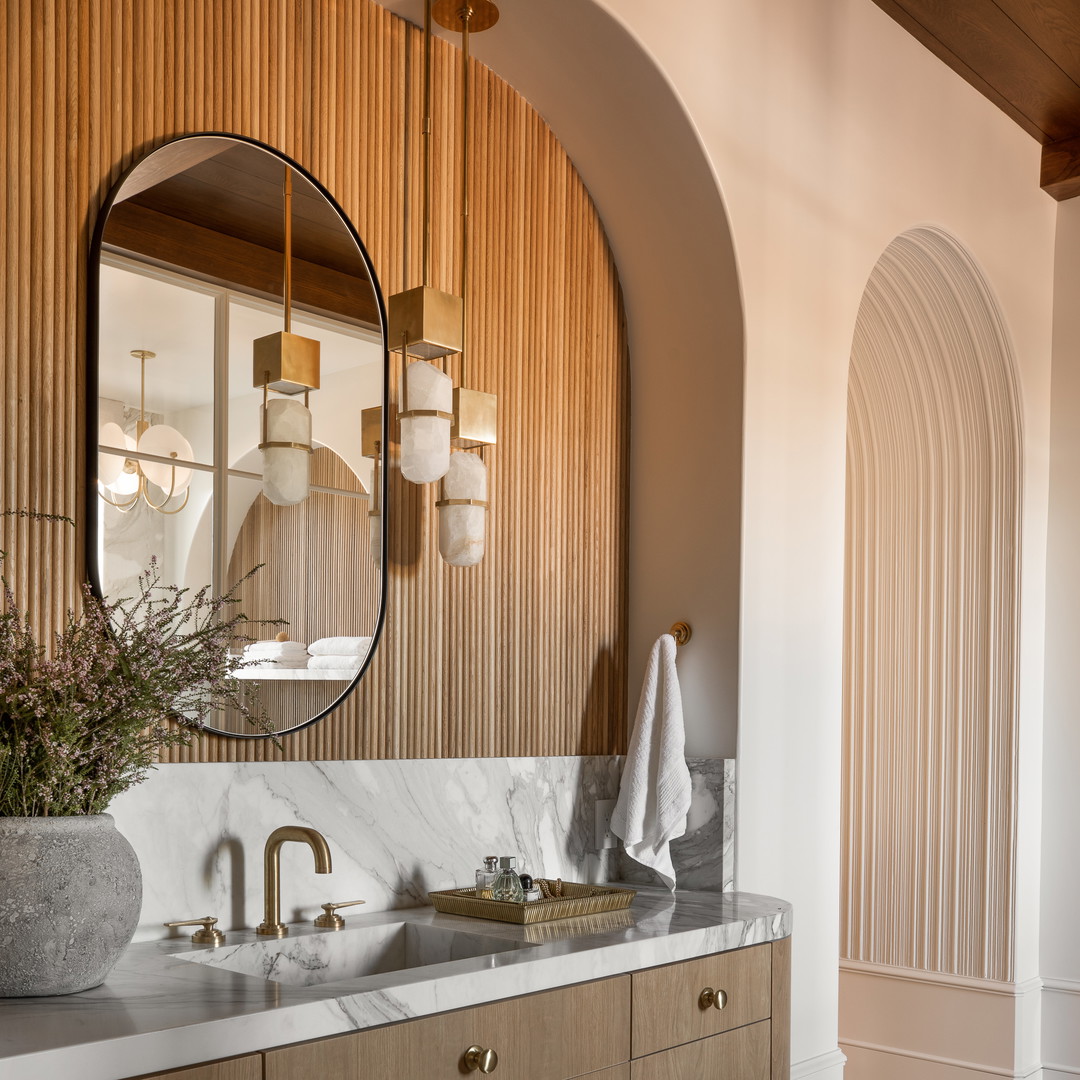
xmin=87 ymin=134 xmax=388 ymax=738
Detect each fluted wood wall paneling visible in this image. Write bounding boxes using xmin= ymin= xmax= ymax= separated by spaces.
xmin=842 ymin=227 xmax=1021 ymax=981
xmin=0 ymin=0 xmax=630 ymax=762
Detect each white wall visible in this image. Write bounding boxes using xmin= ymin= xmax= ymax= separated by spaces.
xmin=525 ymin=0 xmax=1055 ymax=1072
xmin=1041 ymin=196 xmax=1080 ymax=1078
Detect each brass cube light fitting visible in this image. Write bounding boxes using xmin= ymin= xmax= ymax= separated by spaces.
xmin=361 ymin=407 xmax=383 ymax=458
xmin=388 ymin=286 xmax=464 ymax=360
xmin=253 ymin=330 xmax=321 ymax=395
xmin=451 ymin=386 xmax=497 ymax=448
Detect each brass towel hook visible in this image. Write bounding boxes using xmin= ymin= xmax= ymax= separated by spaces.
xmin=669 ymin=621 xmax=692 ymax=647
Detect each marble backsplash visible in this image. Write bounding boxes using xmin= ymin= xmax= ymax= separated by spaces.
xmin=618 ymin=758 xmax=735 ymax=892
xmin=110 ymin=755 xmax=735 ymax=942
xmin=112 ymin=757 xmax=621 ymax=941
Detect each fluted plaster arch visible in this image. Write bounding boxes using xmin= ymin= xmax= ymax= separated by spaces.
xmin=378 ymin=0 xmax=746 ymax=754
xmin=842 ymin=226 xmax=1022 ymax=980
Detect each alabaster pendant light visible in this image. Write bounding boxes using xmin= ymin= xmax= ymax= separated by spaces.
xmin=254 ymin=168 xmax=320 ymax=507
xmin=98 ymin=349 xmax=193 ymax=515
xmin=437 ymin=449 xmax=487 ymax=566
xmin=432 ymin=0 xmax=499 ymax=564
xmin=400 ymin=359 xmax=453 ymax=482
xmin=390 ymin=0 xmax=461 ymax=487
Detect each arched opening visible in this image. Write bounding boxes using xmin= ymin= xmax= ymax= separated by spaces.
xmin=840 ymin=226 xmax=1022 ymax=1067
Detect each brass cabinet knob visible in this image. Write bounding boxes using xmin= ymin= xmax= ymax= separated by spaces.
xmin=464 ymin=1044 xmax=499 ymax=1073
xmin=313 ymin=899 xmax=366 ymax=929
xmin=164 ymin=916 xmax=226 ymax=946
xmin=699 ymin=986 xmax=728 ymax=1011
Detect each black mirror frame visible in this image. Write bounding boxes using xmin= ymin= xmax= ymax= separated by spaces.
xmin=85 ymin=132 xmax=389 ymax=739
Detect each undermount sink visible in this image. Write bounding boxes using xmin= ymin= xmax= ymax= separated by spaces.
xmin=177 ymin=919 xmax=532 ymax=987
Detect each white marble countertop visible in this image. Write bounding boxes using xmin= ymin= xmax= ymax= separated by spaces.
xmin=0 ymin=886 xmax=791 ymax=1080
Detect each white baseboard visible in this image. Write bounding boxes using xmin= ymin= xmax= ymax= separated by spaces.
xmin=1042 ymin=977 xmax=1080 ymax=1078
xmin=841 ymin=1038 xmax=1043 ymax=1078
xmin=791 ymin=1047 xmax=847 ymax=1079
xmin=839 ymin=962 xmax=1042 ymax=1078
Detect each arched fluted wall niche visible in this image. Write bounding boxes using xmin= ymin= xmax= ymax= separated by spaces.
xmin=841 ymin=227 xmax=1022 ymax=981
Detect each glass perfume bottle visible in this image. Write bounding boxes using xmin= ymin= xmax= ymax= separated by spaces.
xmin=491 ymin=856 xmax=525 ymax=902
xmin=519 ymin=873 xmax=541 ymax=902
xmin=475 ymin=855 xmax=499 ymax=898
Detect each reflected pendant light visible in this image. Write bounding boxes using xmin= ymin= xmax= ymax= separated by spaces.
xmin=254 ymin=168 xmax=320 ymax=506
xmin=434 ymin=0 xmax=499 ymax=565
xmin=98 ymin=349 xmax=193 ymax=515
xmin=362 ymin=407 xmax=383 ymax=566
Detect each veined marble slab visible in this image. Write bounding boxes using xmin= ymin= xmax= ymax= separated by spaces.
xmin=0 ymin=887 xmax=791 ymax=1080
xmin=109 ymin=756 xmax=622 ymax=941
xmin=619 ymin=757 xmax=735 ymax=891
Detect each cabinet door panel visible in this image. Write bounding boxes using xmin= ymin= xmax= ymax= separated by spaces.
xmin=630 ymin=1020 xmax=770 ymax=1080
xmin=771 ymin=937 xmax=791 ymax=1080
xmin=264 ymin=976 xmax=631 ymax=1080
xmin=631 ymin=943 xmax=771 ymax=1057
xmin=577 ymin=1066 xmax=630 ymax=1080
xmin=132 ymin=1055 xmax=262 ymax=1080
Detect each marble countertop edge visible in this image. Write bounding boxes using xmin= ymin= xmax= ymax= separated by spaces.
xmin=0 ymin=888 xmax=791 ymax=1080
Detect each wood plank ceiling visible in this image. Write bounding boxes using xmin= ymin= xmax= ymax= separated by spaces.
xmin=871 ymin=0 xmax=1080 ymax=199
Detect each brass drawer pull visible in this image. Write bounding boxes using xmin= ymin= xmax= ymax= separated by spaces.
xmin=699 ymin=986 xmax=728 ymax=1011
xmin=464 ymin=1044 xmax=499 ymax=1073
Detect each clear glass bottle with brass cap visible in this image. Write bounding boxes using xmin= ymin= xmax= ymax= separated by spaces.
xmin=475 ymin=854 xmax=499 ymax=898
xmin=491 ymin=856 xmax=524 ymax=902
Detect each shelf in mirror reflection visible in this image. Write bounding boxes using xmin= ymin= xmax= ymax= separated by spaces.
xmin=230 ymin=667 xmax=361 ymax=681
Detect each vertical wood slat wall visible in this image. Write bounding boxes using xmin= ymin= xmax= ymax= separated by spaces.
xmin=0 ymin=0 xmax=630 ymax=762
xmin=842 ymin=227 xmax=1021 ymax=981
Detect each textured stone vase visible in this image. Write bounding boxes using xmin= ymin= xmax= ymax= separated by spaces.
xmin=0 ymin=814 xmax=142 ymax=997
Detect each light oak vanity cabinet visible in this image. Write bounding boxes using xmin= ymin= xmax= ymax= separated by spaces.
xmin=141 ymin=939 xmax=790 ymax=1080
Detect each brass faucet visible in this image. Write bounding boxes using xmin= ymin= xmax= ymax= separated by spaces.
xmin=256 ymin=826 xmax=333 ymax=937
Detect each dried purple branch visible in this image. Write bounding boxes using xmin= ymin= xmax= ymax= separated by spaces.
xmin=0 ymin=513 xmax=278 ymax=817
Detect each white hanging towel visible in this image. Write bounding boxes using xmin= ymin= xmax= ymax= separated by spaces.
xmin=610 ymin=633 xmax=692 ymax=891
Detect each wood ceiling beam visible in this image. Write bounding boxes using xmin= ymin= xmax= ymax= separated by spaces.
xmin=1042 ymin=133 xmax=1080 ymax=200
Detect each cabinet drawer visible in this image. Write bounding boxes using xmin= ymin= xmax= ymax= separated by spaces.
xmin=264 ymin=975 xmax=630 ymax=1080
xmin=630 ymin=1020 xmax=771 ymax=1080
xmin=132 ymin=1055 xmax=262 ymax=1080
xmin=631 ymin=944 xmax=771 ymax=1057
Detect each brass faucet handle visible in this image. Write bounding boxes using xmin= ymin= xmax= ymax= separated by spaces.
xmin=314 ymin=899 xmax=366 ymax=929
xmin=164 ymin=916 xmax=226 ymax=947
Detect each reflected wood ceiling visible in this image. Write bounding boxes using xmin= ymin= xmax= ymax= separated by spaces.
xmin=871 ymin=0 xmax=1080 ymax=198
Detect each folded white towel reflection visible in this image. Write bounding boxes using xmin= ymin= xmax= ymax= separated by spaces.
xmin=308 ymin=636 xmax=372 ymax=657
xmin=245 ymin=640 xmax=309 ymax=659
xmin=244 ymin=658 xmax=309 ymax=670
xmin=610 ymin=634 xmax=692 ymax=891
xmin=308 ymin=654 xmax=363 ymax=671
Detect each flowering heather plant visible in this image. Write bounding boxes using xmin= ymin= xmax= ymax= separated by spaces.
xmin=0 ymin=512 xmax=274 ymax=817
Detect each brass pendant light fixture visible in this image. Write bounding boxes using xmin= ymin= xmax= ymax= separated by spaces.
xmin=98 ymin=349 xmax=193 ymax=515
xmin=391 ymin=0 xmax=460 ymax=485
xmin=433 ymin=0 xmax=499 ymax=567
xmin=253 ymin=168 xmax=321 ymax=507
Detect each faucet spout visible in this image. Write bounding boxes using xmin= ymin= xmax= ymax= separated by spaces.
xmin=256 ymin=826 xmax=333 ymax=937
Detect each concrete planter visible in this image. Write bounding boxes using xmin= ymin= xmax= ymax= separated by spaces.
xmin=0 ymin=814 xmax=142 ymax=996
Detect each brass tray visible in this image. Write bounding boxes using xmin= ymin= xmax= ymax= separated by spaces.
xmin=429 ymin=880 xmax=636 ymax=925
